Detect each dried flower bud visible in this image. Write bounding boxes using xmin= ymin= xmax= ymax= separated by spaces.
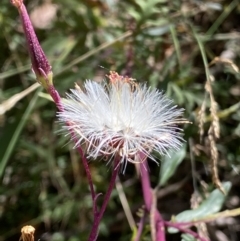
xmin=19 ymin=225 xmax=35 ymax=241
xmin=11 ymin=0 xmax=53 ymax=89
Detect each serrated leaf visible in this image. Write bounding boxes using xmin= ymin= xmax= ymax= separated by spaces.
xmin=168 ymin=182 xmax=232 ymax=233
xmin=159 ymin=144 xmax=186 ymax=186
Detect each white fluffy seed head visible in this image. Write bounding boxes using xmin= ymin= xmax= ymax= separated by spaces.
xmin=58 ymin=72 xmax=186 ymax=168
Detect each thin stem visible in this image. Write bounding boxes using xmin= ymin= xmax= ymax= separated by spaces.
xmin=75 ymin=144 xmax=97 ymax=214
xmin=47 ymin=85 xmax=64 ymax=111
xmin=88 ymin=157 xmax=121 ymax=241
xmin=47 ymin=85 xmax=96 ymax=210
xmin=139 ymin=156 xmax=166 ymax=241
xmin=164 ymin=221 xmax=210 ymax=241
xmin=10 ymin=0 xmax=98 ymax=224
xmin=116 ymin=176 xmax=136 ymax=230
xmin=140 ymin=163 xmax=152 ymax=209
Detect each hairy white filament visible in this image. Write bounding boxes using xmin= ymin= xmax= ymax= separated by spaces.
xmin=58 ymin=77 xmax=185 ymax=167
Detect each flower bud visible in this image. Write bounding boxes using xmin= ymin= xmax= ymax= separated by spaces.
xmin=11 ymin=0 xmax=53 ymax=90
xmin=19 ymin=225 xmax=35 ymax=241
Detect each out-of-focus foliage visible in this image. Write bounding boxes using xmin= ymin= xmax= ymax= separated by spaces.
xmin=159 ymin=144 xmax=186 ymax=186
xmin=0 ymin=0 xmax=240 ymax=240
xmin=168 ymin=182 xmax=232 ymax=233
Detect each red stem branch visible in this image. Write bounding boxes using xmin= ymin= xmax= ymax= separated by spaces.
xmin=47 ymin=85 xmax=96 ymax=211
xmin=164 ymin=221 xmax=210 ymax=241
xmin=139 ymin=158 xmax=166 ymax=241
xmin=88 ymin=157 xmax=121 ymax=241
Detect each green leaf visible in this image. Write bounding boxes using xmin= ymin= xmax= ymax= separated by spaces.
xmin=181 ymin=233 xmax=196 ymax=241
xmin=159 ymin=144 xmax=186 ymax=186
xmin=128 ymin=7 xmax=142 ymax=22
xmin=168 ymin=182 xmax=232 ymax=233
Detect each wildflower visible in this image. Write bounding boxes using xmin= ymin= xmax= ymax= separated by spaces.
xmin=58 ymin=72 xmax=185 ymax=169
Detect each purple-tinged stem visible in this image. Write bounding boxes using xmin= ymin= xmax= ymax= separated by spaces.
xmin=47 ymin=85 xmax=97 ymax=211
xmin=164 ymin=221 xmax=210 ymax=241
xmin=139 ymin=156 xmax=166 ymax=241
xmin=47 ymin=85 xmax=63 ymax=111
xmin=75 ymin=142 xmax=97 ymax=214
xmin=10 ymin=0 xmax=97 ymax=216
xmin=88 ymin=157 xmax=121 ymax=241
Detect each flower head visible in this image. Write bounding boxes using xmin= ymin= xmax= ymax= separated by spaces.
xmin=58 ymin=72 xmax=186 ymax=169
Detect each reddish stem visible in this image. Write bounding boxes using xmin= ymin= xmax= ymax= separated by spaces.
xmin=88 ymin=157 xmax=121 ymax=241
xmin=139 ymin=157 xmax=166 ymax=241
xmin=47 ymin=85 xmax=96 ymax=211
xmin=10 ymin=0 xmax=97 ymax=224
xmin=75 ymin=142 xmax=97 ymax=214
xmin=164 ymin=221 xmax=210 ymax=241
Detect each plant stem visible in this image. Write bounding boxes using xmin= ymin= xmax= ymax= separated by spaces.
xmin=139 ymin=159 xmax=166 ymax=241
xmin=10 ymin=0 xmax=98 ymax=225
xmin=88 ymin=157 xmax=121 ymax=241
xmin=75 ymin=144 xmax=97 ymax=214
xmin=47 ymin=85 xmax=96 ymax=211
xmin=164 ymin=221 xmax=210 ymax=241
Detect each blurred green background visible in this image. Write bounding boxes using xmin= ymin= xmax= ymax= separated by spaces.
xmin=0 ymin=0 xmax=240 ymax=240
